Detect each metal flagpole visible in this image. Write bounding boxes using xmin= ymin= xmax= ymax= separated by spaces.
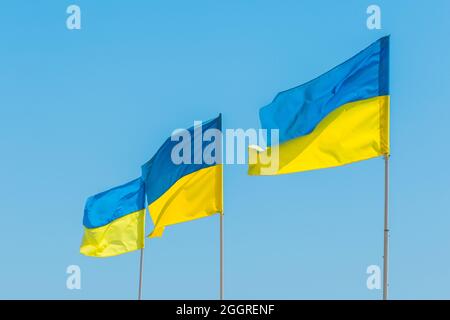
xmin=219 ymin=115 xmax=224 ymax=300
xmin=383 ymin=154 xmax=390 ymax=300
xmin=138 ymin=206 xmax=147 ymax=300
xmin=220 ymin=213 xmax=224 ymax=300
xmin=138 ymin=248 xmax=144 ymax=300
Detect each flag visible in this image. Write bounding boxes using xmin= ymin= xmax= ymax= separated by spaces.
xmin=80 ymin=178 xmax=145 ymax=257
xmin=142 ymin=115 xmax=223 ymax=237
xmin=249 ymin=36 xmax=390 ymax=175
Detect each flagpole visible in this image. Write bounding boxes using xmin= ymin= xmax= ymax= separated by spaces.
xmin=220 ymin=213 xmax=224 ymax=300
xmin=219 ymin=114 xmax=224 ymax=300
xmin=383 ymin=154 xmax=390 ymax=300
xmin=219 ymin=164 xmax=224 ymax=300
xmin=138 ymin=248 xmax=144 ymax=300
xmin=138 ymin=207 xmax=147 ymax=300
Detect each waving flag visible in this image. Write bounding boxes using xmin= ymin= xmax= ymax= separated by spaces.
xmin=249 ymin=36 xmax=390 ymax=175
xmin=80 ymin=178 xmax=145 ymax=257
xmin=142 ymin=115 xmax=223 ymax=237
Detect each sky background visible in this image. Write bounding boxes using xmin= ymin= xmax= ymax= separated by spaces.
xmin=1 ymin=0 xmax=449 ymax=299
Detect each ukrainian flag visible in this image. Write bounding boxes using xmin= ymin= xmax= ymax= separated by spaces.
xmin=80 ymin=178 xmax=146 ymax=257
xmin=141 ymin=115 xmax=223 ymax=237
xmin=249 ymin=36 xmax=390 ymax=175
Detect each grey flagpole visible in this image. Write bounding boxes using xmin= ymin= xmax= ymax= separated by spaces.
xmin=138 ymin=205 xmax=147 ymax=300
xmin=219 ymin=115 xmax=224 ymax=300
xmin=220 ymin=213 xmax=224 ymax=300
xmin=138 ymin=248 xmax=144 ymax=300
xmin=383 ymin=154 xmax=390 ymax=300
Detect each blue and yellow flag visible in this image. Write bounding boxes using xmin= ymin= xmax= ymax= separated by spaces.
xmin=141 ymin=115 xmax=223 ymax=237
xmin=80 ymin=178 xmax=146 ymax=257
xmin=249 ymin=36 xmax=390 ymax=175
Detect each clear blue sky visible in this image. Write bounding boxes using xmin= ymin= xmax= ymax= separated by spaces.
xmin=1 ymin=0 xmax=449 ymax=299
